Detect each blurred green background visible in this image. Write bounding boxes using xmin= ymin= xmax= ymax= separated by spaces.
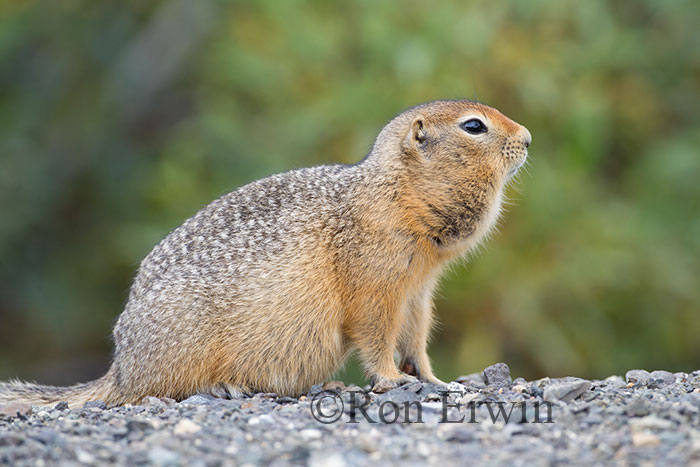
xmin=1 ymin=0 xmax=699 ymax=387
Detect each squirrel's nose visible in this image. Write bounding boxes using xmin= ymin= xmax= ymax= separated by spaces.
xmin=521 ymin=126 xmax=532 ymax=148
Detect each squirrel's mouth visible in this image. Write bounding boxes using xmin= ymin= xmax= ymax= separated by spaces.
xmin=506 ymin=154 xmax=527 ymax=178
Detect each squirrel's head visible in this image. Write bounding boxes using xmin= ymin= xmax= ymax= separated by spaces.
xmin=397 ymin=99 xmax=531 ymax=186
xmin=370 ymin=100 xmax=531 ymax=246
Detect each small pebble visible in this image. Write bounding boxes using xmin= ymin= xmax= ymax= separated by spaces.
xmin=455 ymin=373 xmax=486 ymax=388
xmin=148 ymin=446 xmax=180 ymax=466
xmin=126 ymin=418 xmax=153 ymax=432
xmin=0 ymin=434 xmax=25 ymax=447
xmin=180 ymin=394 xmax=215 ymax=406
xmin=54 ymin=401 xmax=69 ymax=411
xmin=300 ymin=429 xmax=323 ymax=441
xmin=626 ymin=370 xmax=651 ymax=386
xmin=322 ymin=381 xmax=346 ymax=393
xmin=173 ymin=419 xmax=201 ymax=435
xmin=543 ymin=380 xmax=592 ymax=402
xmin=483 ymin=363 xmax=512 ymax=389
xmin=632 ymin=432 xmax=661 ymax=447
xmin=83 ymin=400 xmax=107 ymax=410
xmin=625 ymin=397 xmax=651 ymax=417
xmin=142 ymin=396 xmax=165 ymax=407
xmin=629 ymin=415 xmax=674 ymax=431
xmin=371 ymin=379 xmax=395 ymax=394
xmin=74 ymin=448 xmax=96 ymax=464
xmin=648 ymin=370 xmax=675 ymax=387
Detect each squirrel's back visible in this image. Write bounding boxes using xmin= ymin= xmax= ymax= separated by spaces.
xmin=114 ymin=163 xmax=374 ymax=400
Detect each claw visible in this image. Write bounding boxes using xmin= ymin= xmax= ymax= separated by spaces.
xmin=203 ymin=382 xmax=250 ymax=399
xmin=371 ymin=375 xmax=419 ymax=393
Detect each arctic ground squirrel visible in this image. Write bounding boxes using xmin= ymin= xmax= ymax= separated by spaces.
xmin=0 ymin=99 xmax=531 ymax=406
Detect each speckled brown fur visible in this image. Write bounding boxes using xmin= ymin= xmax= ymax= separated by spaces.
xmin=0 ymin=100 xmax=531 ymax=406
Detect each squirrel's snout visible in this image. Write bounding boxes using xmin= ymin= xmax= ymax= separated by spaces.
xmin=521 ymin=126 xmax=532 ymax=148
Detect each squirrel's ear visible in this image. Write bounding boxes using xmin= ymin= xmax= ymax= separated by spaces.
xmin=403 ymin=117 xmax=427 ymax=151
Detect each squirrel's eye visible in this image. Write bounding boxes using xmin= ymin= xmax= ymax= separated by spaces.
xmin=461 ymin=118 xmax=487 ymax=135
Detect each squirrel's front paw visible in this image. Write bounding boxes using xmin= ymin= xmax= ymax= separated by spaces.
xmin=371 ymin=374 xmax=418 ymax=393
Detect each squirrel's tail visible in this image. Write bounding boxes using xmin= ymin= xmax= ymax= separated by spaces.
xmin=0 ymin=366 xmax=120 ymax=408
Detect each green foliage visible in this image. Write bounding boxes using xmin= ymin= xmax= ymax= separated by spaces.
xmin=1 ymin=0 xmax=699 ymax=384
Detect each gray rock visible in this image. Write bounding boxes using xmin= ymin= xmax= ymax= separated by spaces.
xmin=456 ymin=372 xmax=486 ymax=388
xmin=629 ymin=415 xmax=674 ymax=431
xmin=371 ymin=379 xmax=396 ymax=394
xmin=31 ymin=428 xmax=60 ymax=445
xmin=625 ymin=397 xmax=651 ymax=417
xmin=625 ymin=369 xmax=650 ymax=386
xmin=583 ymin=413 xmax=604 ymax=425
xmin=309 ymin=451 xmax=346 ymax=467
xmin=148 ymin=446 xmax=180 ymax=466
xmin=54 ymin=401 xmax=69 ymax=411
xmin=603 ymin=375 xmax=626 ymax=388
xmin=343 ymin=384 xmax=364 ymax=393
xmin=445 ymin=381 xmax=467 ymax=396
xmin=443 ymin=427 xmax=475 ymax=442
xmin=649 ymin=370 xmax=675 ymax=387
xmin=83 ymin=400 xmax=107 ymax=410
xmin=530 ymin=384 xmax=544 ymax=398
xmin=543 ymin=380 xmax=592 ymax=402
xmin=126 ymin=418 xmax=153 ymax=432
xmin=378 ymin=384 xmax=421 ymax=404
xmin=322 ymin=381 xmax=346 ymax=393
xmin=74 ymin=448 xmax=96 ymax=464
xmin=0 ymin=433 xmax=24 ymax=447
xmin=306 ymin=384 xmax=324 ymax=397
xmin=252 ymin=392 xmax=278 ymax=401
xmin=674 ymin=372 xmax=689 ymax=382
xmin=483 ymin=363 xmax=512 ymax=389
xmin=181 ymin=394 xmax=216 ymax=406
xmin=142 ymin=396 xmax=166 ymax=406
xmin=681 ymin=392 xmax=700 ymax=408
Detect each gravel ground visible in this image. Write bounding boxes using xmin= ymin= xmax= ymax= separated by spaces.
xmin=2 ymin=364 xmax=700 ymax=466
